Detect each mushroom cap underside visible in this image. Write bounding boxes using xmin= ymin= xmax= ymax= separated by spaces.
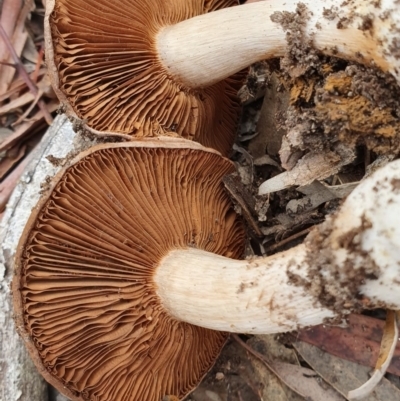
xmin=45 ymin=0 xmax=244 ymax=156
xmin=13 ymin=138 xmax=246 ymax=401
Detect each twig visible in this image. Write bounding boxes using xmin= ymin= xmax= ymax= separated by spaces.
xmin=232 ymin=334 xmax=273 ymax=366
xmin=266 ymin=226 xmax=313 ymax=253
xmin=0 ymin=23 xmax=53 ymax=125
xmin=12 ymin=87 xmax=44 ymax=126
xmin=233 ymin=334 xmax=345 ymax=401
xmin=32 ymin=42 xmax=44 ymax=83
xmin=0 ymin=61 xmax=15 ymax=67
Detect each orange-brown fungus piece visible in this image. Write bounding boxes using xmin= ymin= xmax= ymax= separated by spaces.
xmin=14 ymin=143 xmax=246 ymax=401
xmin=47 ymin=0 xmax=244 ymax=155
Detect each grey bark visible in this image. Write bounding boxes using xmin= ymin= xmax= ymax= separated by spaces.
xmin=0 ymin=115 xmax=95 ymax=401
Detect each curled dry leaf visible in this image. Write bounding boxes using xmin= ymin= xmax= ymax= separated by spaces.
xmin=348 ymin=311 xmax=399 ymax=400
xmin=259 ymin=145 xmax=355 ymax=195
xmin=234 ymin=334 xmax=345 ymax=401
xmin=0 ymin=0 xmax=33 ymax=94
xmin=286 ymin=181 xmax=358 ymax=214
xmin=294 ymin=340 xmax=400 ymax=401
xmin=295 ymin=313 xmax=400 ymax=376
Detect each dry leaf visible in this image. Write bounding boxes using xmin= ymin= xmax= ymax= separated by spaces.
xmin=293 ymin=340 xmax=400 ymax=401
xmin=271 ymin=361 xmax=346 ymax=401
xmin=0 ymin=91 xmax=35 ymax=115
xmin=236 ymin=335 xmax=345 ymax=401
xmin=190 ymin=341 xmax=263 ymax=401
xmin=0 ymin=101 xmax=58 ymax=152
xmin=250 ymin=72 xmax=289 ymax=158
xmin=259 ymin=146 xmax=355 ymax=195
xmin=0 ymin=144 xmax=35 ymax=212
xmin=0 ymin=144 xmax=26 ymax=179
xmin=0 ymin=0 xmax=34 ymax=95
xmin=286 ymin=180 xmax=359 ymax=214
xmin=348 ymin=311 xmax=399 ymax=400
xmin=295 ymin=314 xmax=400 ymax=376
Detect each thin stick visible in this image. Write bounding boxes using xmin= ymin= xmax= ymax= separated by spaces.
xmin=232 ymin=334 xmax=274 ymax=366
xmin=0 ymin=24 xmax=53 ymax=124
xmin=0 ymin=61 xmax=15 ymax=67
xmin=266 ymin=226 xmax=313 ymax=253
xmin=31 ymin=42 xmax=44 ymax=84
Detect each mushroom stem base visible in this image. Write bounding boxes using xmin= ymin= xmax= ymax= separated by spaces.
xmin=155 ymin=160 xmax=400 ymax=334
xmin=155 ymin=245 xmax=337 ymax=334
xmin=157 ymin=0 xmax=400 ymax=87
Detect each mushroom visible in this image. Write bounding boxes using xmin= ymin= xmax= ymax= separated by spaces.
xmin=13 ymin=138 xmax=246 ymax=401
xmin=45 ymin=0 xmax=400 ymax=153
xmin=44 ymin=0 xmax=245 ymax=156
xmin=13 ymin=134 xmax=400 ymax=400
xmin=157 ymin=158 xmax=400 ymax=333
xmin=158 ymin=0 xmax=400 ymax=87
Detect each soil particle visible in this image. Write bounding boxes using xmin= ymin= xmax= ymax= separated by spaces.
xmin=336 ymin=215 xmax=372 ymax=249
xmin=39 ymin=175 xmax=53 ymax=195
xmin=237 ymin=281 xmax=257 ymax=295
xmin=286 ymin=268 xmax=308 ymax=288
xmin=70 ymin=116 xmax=89 ymax=134
xmin=237 ymin=283 xmax=246 ymax=294
xmin=266 ymin=2 xmax=400 ymax=157
xmin=215 ymin=372 xmax=224 ymax=381
xmin=347 ymin=64 xmax=400 ymax=112
xmin=189 ymin=341 xmax=262 ymax=401
xmin=296 ymin=213 xmax=382 ymax=318
xmin=270 ymin=3 xmax=320 ymax=78
xmin=379 ymin=10 xmax=391 ymax=21
xmin=46 ymin=155 xmax=65 ymax=167
xmin=359 ymin=14 xmax=374 ymax=33
xmin=277 ymin=62 xmax=400 ymax=157
xmin=337 ymin=17 xmax=351 ymax=29
xmin=56 ymin=103 xmax=67 ymax=114
xmin=391 ymin=178 xmax=400 ymax=192
xmin=389 ymin=37 xmax=400 ymax=60
xmin=322 ymin=7 xmax=339 ymax=21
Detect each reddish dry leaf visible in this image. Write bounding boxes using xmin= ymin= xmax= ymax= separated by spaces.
xmin=0 ymin=22 xmax=53 ymax=125
xmin=0 ymin=73 xmax=52 ymax=111
xmin=0 ymin=0 xmax=33 ymax=95
xmin=0 ymin=144 xmax=35 ymax=212
xmin=0 ymin=144 xmax=26 ymax=179
xmin=0 ymin=69 xmax=47 ymax=103
xmin=0 ymin=0 xmax=23 ymax=60
xmin=234 ymin=335 xmax=345 ymax=401
xmin=0 ymin=91 xmax=35 ymax=115
xmin=0 ymin=100 xmax=58 ymax=152
xmin=295 ymin=313 xmax=400 ymax=376
xmin=348 ymin=311 xmax=399 ymax=400
xmin=375 ymin=311 xmax=399 ymax=371
xmin=293 ymin=341 xmax=400 ymax=401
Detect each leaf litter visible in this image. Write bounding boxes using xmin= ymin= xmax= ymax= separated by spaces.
xmin=0 ymin=0 xmax=56 ymax=219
